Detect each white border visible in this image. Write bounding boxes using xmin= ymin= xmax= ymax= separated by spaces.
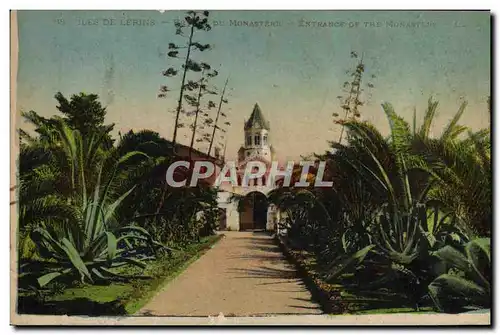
xmin=3 ymin=0 xmax=497 ymax=332
xmin=3 ymin=0 xmax=499 ymax=10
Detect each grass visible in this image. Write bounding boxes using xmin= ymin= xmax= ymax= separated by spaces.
xmin=123 ymin=234 xmax=222 ymax=314
xmin=52 ymin=284 xmax=134 ymax=304
xmin=17 ymin=234 xmax=223 ymax=316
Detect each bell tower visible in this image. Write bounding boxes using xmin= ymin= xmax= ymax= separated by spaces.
xmin=217 ymin=103 xmax=280 ymax=232
xmin=238 ymin=103 xmax=273 ymax=164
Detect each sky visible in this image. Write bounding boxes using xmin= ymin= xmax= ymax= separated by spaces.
xmin=14 ymin=10 xmax=491 ymax=161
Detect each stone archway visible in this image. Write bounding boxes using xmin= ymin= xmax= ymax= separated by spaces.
xmin=238 ymin=191 xmax=268 ymax=231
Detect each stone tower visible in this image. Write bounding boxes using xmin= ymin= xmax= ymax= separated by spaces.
xmin=238 ymin=103 xmax=274 ymax=164
xmin=216 ymin=103 xmax=280 ymax=232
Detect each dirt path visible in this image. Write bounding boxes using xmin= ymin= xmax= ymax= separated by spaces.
xmin=137 ymin=231 xmax=323 ymax=317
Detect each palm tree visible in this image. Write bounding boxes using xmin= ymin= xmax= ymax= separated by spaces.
xmin=406 ymin=99 xmax=491 ymax=235
xmin=371 ymin=98 xmax=489 ymax=235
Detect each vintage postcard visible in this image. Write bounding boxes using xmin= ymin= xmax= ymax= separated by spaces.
xmin=10 ymin=10 xmax=491 ymax=325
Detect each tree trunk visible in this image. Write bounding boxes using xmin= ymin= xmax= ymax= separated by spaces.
xmin=189 ymin=74 xmax=205 ymax=159
xmin=172 ymin=15 xmax=195 ymax=147
xmin=207 ymin=77 xmax=228 ymax=156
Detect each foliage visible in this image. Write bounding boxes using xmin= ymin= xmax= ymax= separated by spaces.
xmin=19 ymin=116 xmax=164 ymax=286
xmin=54 ymin=92 xmax=113 ymax=143
xmin=429 ymin=238 xmax=491 ymax=313
xmin=158 ymin=10 xmax=232 ymax=158
xmin=207 ymin=77 xmax=231 ymax=158
xmin=18 ymin=93 xmax=220 ymax=295
xmin=333 ymin=51 xmax=376 ymax=143
xmin=18 ymin=235 xmax=222 ymax=315
xmin=114 ymin=130 xmax=220 ymax=246
xmin=159 ymin=10 xmax=213 ymax=146
xmin=185 ymin=65 xmax=219 ymax=157
xmin=275 ymin=97 xmax=490 ymax=313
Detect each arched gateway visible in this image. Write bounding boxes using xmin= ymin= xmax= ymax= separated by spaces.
xmin=216 ymin=103 xmax=281 ymax=231
xmin=239 ymin=191 xmax=267 ymax=230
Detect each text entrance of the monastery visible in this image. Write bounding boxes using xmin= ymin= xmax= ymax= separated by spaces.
xmin=238 ymin=191 xmax=268 ymax=230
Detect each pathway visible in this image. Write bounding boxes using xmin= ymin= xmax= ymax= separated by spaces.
xmin=137 ymin=231 xmax=322 ymax=316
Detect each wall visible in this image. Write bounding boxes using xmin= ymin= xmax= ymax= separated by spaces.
xmin=216 ymin=191 xmax=240 ymax=231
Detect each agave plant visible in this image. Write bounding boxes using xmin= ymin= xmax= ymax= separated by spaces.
xmin=420 ymin=200 xmax=470 ymax=250
xmin=18 ymin=117 xmax=170 ymax=287
xmin=30 ymin=225 xmax=160 ymax=287
xmin=324 ymin=203 xmax=442 ymax=311
xmin=428 ymin=238 xmax=491 ymax=313
xmin=374 ymin=203 xmax=423 ymax=264
xmin=325 ymin=203 xmax=423 ymax=276
xmin=322 ymin=128 xmax=453 ymax=309
xmin=28 ymin=162 xmax=168 ymax=287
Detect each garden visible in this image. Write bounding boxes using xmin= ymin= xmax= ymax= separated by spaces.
xmin=271 ymin=97 xmax=491 ymax=314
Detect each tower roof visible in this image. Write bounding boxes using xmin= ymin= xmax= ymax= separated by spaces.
xmin=244 ymin=103 xmax=270 ymax=130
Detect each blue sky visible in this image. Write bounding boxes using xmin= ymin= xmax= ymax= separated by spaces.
xmin=15 ymin=10 xmax=490 ymax=161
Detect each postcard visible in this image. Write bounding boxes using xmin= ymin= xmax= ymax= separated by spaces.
xmin=10 ymin=10 xmax=491 ymax=326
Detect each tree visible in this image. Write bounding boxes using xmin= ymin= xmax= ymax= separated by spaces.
xmin=54 ymin=92 xmax=114 ymax=144
xmin=158 ymin=10 xmax=212 ymax=148
xmin=184 ymin=64 xmax=219 ymax=158
xmin=333 ymin=51 xmax=375 ymax=144
xmin=207 ymin=77 xmax=231 ymax=157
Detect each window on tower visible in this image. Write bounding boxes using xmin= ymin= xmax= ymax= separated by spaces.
xmin=263 ymin=135 xmax=268 ymax=144
xmin=246 ymin=136 xmax=252 ymax=146
xmin=254 ymin=135 xmax=261 ymax=145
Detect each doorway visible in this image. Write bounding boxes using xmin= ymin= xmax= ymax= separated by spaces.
xmin=238 ymin=191 xmax=268 ymax=231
